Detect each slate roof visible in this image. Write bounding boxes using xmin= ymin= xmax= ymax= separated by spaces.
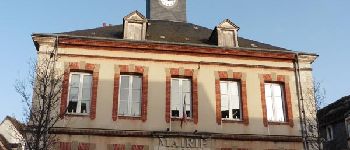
xmin=317 ymin=95 xmax=350 ymax=126
xmin=60 ymin=20 xmax=289 ymax=51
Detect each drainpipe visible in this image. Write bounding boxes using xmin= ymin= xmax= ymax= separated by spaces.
xmin=294 ymin=53 xmax=309 ymax=150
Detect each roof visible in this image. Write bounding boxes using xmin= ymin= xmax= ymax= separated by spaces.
xmin=60 ymin=20 xmax=290 ymax=51
xmin=2 ymin=116 xmax=24 ymax=136
xmin=317 ymin=95 xmax=350 ymax=126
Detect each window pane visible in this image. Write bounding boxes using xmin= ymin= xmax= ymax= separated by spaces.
xmin=229 ymin=82 xmax=239 ymax=96
xmin=221 ymin=110 xmax=229 ymax=119
xmin=273 ymin=96 xmax=285 ymax=122
xmin=171 ymin=79 xmax=179 ymax=93
xmin=131 ymin=102 xmax=141 ymax=116
xmin=69 ymin=87 xmax=79 ymax=102
xmin=232 ymin=109 xmax=240 ymax=119
xmin=266 ymin=96 xmax=274 ymax=121
xmin=120 ymin=89 xmax=129 ymax=101
xmin=118 ymin=100 xmax=128 ymax=115
xmin=230 ymin=96 xmax=240 ymax=110
xmin=229 ymin=82 xmax=240 ymax=109
xmin=182 ymin=79 xmax=191 ymax=93
xmin=120 ymin=76 xmax=130 ymax=89
xmin=82 ymin=75 xmax=92 ymax=101
xmin=132 ymin=76 xmax=142 ymax=90
xmin=132 ymin=89 xmax=141 ymax=103
xmin=220 ymin=82 xmax=228 ymax=94
xmin=67 ymin=101 xmax=77 ymax=113
xmin=70 ymin=74 xmax=80 ymax=87
xmin=221 ymin=95 xmax=229 ymax=110
xmin=272 ymin=84 xmax=282 ymax=97
xmin=184 ymin=92 xmax=191 ymax=118
xmin=69 ymin=74 xmax=80 ymax=102
xmin=265 ymin=83 xmax=272 ymax=97
xmin=80 ymin=100 xmax=90 ymax=114
xmin=171 ymin=79 xmax=181 ymax=117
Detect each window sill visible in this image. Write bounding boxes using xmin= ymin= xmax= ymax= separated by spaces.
xmin=268 ymin=121 xmax=289 ymax=125
xmin=65 ymin=114 xmax=90 ymax=117
xmin=222 ymin=119 xmax=244 ymax=124
xmin=118 ymin=116 xmax=142 ymax=120
xmin=171 ymin=118 xmax=193 ymax=122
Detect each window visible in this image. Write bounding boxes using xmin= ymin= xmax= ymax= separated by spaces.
xmin=264 ymin=83 xmax=286 ymax=122
xmin=347 ymin=121 xmax=350 ymax=138
xmin=220 ymin=81 xmax=241 ymax=120
xmin=171 ymin=78 xmax=192 ymax=118
xmin=326 ymin=125 xmax=334 ymax=141
xmin=67 ymin=72 xmax=92 ymax=114
xmin=118 ymin=75 xmax=142 ymax=116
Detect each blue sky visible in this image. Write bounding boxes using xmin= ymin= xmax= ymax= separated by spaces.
xmin=0 ymin=0 xmax=349 ymax=120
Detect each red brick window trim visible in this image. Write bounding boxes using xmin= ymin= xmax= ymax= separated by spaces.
xmin=131 ymin=145 xmax=144 ymax=150
xmin=112 ymin=65 xmax=148 ymax=122
xmin=215 ymin=71 xmax=249 ymax=125
xmin=59 ymin=142 xmax=95 ymax=150
xmin=59 ymin=142 xmax=71 ymax=150
xmin=260 ymin=74 xmax=294 ymax=127
xmin=60 ymin=62 xmax=99 ymax=120
xmin=109 ymin=144 xmax=125 ymax=150
xmin=165 ymin=68 xmax=198 ymax=124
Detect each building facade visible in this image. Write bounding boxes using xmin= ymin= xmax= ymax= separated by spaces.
xmin=318 ymin=95 xmax=350 ymax=150
xmin=31 ymin=1 xmax=318 ymax=150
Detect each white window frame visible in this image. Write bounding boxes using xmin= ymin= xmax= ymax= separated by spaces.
xmin=326 ymin=125 xmax=334 ymax=141
xmin=118 ymin=74 xmax=142 ymax=117
xmin=264 ymin=83 xmax=286 ymax=122
xmin=220 ymin=80 xmax=242 ymax=120
xmin=171 ymin=78 xmax=192 ymax=119
xmin=67 ymin=72 xmax=93 ymax=115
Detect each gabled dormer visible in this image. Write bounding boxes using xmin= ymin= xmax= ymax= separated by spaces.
xmin=123 ymin=11 xmax=148 ymax=40
xmin=210 ymin=19 xmax=240 ymax=48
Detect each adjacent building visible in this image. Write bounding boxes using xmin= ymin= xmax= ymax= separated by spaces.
xmin=0 ymin=116 xmax=24 ymax=150
xmin=318 ymin=95 xmax=350 ymax=150
xmin=31 ymin=0 xmax=318 ymax=149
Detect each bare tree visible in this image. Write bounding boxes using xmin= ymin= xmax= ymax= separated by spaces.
xmin=304 ymin=81 xmax=326 ymax=150
xmin=15 ymin=48 xmax=64 ymax=150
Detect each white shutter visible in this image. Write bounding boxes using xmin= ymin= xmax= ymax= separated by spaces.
xmin=265 ymin=83 xmax=286 ymax=122
xmin=131 ymin=76 xmax=142 ymax=116
xmin=272 ymin=84 xmax=285 ymax=122
xmin=229 ymin=82 xmax=240 ymax=110
xmin=171 ymin=79 xmax=181 ymax=117
xmin=265 ymin=83 xmax=274 ymax=121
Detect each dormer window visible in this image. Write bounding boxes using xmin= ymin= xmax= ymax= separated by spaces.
xmin=123 ymin=11 xmax=148 ymax=40
xmin=210 ymin=19 xmax=239 ymax=48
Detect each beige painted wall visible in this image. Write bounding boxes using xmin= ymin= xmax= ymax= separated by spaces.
xmin=35 ymin=41 xmax=316 ymax=138
xmin=58 ymin=134 xmax=303 ymax=150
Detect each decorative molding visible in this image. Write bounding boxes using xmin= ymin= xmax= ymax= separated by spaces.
xmin=57 ymin=53 xmax=296 ymax=71
xmin=57 ymin=37 xmax=296 ymax=61
xmin=50 ymin=128 xmax=303 ymax=143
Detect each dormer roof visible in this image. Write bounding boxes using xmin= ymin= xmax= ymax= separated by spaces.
xmin=123 ymin=10 xmax=147 ymax=22
xmin=217 ymin=19 xmax=240 ymax=30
